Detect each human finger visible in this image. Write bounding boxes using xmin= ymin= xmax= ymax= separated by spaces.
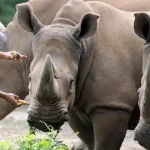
xmin=14 ymin=95 xmax=19 ymax=100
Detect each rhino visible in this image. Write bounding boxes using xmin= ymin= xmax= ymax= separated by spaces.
xmin=133 ymin=13 xmax=150 ymax=149
xmin=17 ymin=0 xmax=147 ymax=149
xmin=1 ymin=0 xmax=150 ymax=120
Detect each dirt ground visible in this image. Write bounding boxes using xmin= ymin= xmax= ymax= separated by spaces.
xmin=0 ymin=106 xmax=145 ymax=150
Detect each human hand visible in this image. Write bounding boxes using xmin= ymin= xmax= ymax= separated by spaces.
xmin=5 ymin=51 xmax=27 ymax=61
xmin=3 ymin=93 xmax=20 ymax=106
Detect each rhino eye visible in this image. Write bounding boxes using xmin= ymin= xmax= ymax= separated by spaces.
xmin=70 ymin=78 xmax=74 ymax=88
xmin=137 ymin=88 xmax=141 ymax=95
xmin=29 ymin=75 xmax=32 ymax=81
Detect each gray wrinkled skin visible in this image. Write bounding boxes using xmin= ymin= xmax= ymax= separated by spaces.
xmin=134 ymin=13 xmax=150 ymax=149
xmin=17 ymin=1 xmax=146 ymax=150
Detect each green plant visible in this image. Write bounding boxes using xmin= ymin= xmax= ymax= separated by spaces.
xmin=0 ymin=124 xmax=69 ymax=150
xmin=0 ymin=141 xmax=13 ymax=150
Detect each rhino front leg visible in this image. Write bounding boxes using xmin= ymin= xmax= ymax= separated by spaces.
xmin=69 ymin=109 xmax=94 ymax=150
xmin=92 ymin=108 xmax=130 ymax=150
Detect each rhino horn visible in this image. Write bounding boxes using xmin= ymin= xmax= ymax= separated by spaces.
xmin=36 ymin=54 xmax=59 ymax=102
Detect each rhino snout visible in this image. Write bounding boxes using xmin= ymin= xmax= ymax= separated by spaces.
xmin=27 ymin=109 xmax=69 ymax=131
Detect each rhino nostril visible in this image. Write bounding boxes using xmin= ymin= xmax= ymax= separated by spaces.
xmin=64 ymin=112 xmax=69 ymax=121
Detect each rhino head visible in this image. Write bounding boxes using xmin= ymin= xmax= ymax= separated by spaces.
xmin=134 ymin=13 xmax=150 ymax=149
xmin=17 ymin=4 xmax=99 ymax=131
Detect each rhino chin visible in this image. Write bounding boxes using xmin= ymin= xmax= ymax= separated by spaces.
xmin=28 ymin=119 xmax=65 ymax=132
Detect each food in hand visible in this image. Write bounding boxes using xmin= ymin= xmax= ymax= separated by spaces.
xmin=11 ymin=52 xmax=18 ymax=59
xmin=16 ymin=99 xmax=29 ymax=106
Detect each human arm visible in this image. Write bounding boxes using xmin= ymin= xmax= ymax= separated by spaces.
xmin=0 ymin=51 xmax=27 ymax=61
xmin=0 ymin=91 xmax=19 ymax=106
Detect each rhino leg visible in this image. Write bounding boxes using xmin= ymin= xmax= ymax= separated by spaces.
xmin=69 ymin=109 xmax=94 ymax=150
xmin=92 ymin=108 xmax=130 ymax=150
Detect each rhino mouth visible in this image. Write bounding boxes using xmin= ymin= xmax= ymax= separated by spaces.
xmin=28 ymin=118 xmax=65 ymax=132
xmin=27 ymin=100 xmax=69 ymax=132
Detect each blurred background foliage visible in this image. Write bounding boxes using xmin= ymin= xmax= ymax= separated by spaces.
xmin=0 ymin=0 xmax=28 ymax=26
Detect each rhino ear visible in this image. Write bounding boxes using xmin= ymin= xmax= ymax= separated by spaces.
xmin=73 ymin=13 xmax=99 ymax=40
xmin=16 ymin=3 xmax=44 ymax=34
xmin=134 ymin=13 xmax=150 ymax=40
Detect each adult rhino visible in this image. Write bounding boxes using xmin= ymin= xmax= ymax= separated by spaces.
xmin=17 ymin=0 xmax=145 ymax=149
xmin=134 ymin=13 xmax=150 ymax=149
xmin=1 ymin=0 xmax=150 ymax=120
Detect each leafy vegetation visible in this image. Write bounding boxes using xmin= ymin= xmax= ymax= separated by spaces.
xmin=0 ymin=124 xmax=69 ymax=150
xmin=0 ymin=0 xmax=27 ymax=26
